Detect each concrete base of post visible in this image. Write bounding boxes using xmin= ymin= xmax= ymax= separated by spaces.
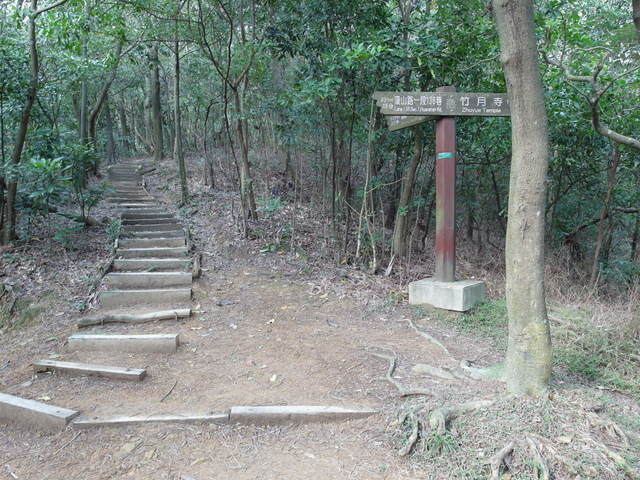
xmin=409 ymin=278 xmax=485 ymax=312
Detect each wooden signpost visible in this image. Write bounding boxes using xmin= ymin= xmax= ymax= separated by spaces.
xmin=374 ymin=86 xmax=511 ymax=311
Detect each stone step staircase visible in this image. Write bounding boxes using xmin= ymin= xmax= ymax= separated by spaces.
xmin=36 ymin=159 xmax=192 ymax=386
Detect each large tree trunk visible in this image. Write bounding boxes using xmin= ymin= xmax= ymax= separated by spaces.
xmin=174 ymin=26 xmax=189 ymax=206
xmin=148 ymin=44 xmax=163 ymax=163
xmin=492 ymin=0 xmax=552 ymax=397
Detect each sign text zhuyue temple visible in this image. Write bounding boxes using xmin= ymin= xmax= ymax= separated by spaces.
xmin=372 ymin=92 xmax=511 ymax=117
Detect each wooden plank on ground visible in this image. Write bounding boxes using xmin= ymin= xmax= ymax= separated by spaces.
xmin=33 ymin=360 xmax=147 ymax=381
xmin=0 ymin=392 xmax=80 ymax=431
xmin=77 ymin=308 xmax=191 ymax=328
xmin=229 ymin=405 xmax=379 ymax=425
xmin=68 ymin=333 xmax=180 ymax=354
xmin=73 ymin=412 xmax=229 ymax=428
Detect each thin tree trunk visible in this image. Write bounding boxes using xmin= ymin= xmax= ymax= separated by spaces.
xmin=589 ymin=143 xmax=621 ymax=290
xmin=118 ymin=101 xmax=131 ymax=157
xmin=392 ymin=129 xmax=423 ymax=256
xmin=104 ymin=99 xmax=116 ymax=165
xmin=633 ymin=0 xmax=640 ymax=44
xmin=88 ymin=43 xmax=123 ymax=152
xmin=492 ymin=0 xmax=552 ymax=397
xmin=272 ymin=56 xmax=292 ymax=178
xmin=633 ymin=172 xmax=640 ymax=264
xmin=232 ymin=87 xmax=256 ymax=219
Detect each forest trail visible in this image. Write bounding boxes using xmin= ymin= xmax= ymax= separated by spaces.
xmin=1 ymin=159 xmax=637 ymax=479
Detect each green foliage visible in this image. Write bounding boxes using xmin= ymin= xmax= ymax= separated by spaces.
xmin=421 ymin=432 xmax=459 ymax=457
xmin=257 ymin=196 xmax=285 ymax=219
xmin=105 ymin=218 xmax=122 ymax=243
xmin=458 ymin=299 xmax=509 ymax=340
xmin=0 ymin=293 xmax=46 ymax=331
xmin=552 ymin=308 xmax=640 ymax=398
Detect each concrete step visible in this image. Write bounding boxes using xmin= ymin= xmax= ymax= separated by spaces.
xmin=99 ymin=288 xmax=191 ymax=308
xmin=109 ymin=165 xmax=144 ymax=171
xmin=121 ymin=225 xmax=183 ymax=234
xmin=108 ymin=197 xmax=154 ymax=204
xmin=118 ymin=207 xmax=166 ymax=215
xmin=113 ymin=258 xmax=191 ymax=271
xmin=0 ymin=392 xmax=79 ymax=431
xmin=118 ymin=237 xmax=186 ymax=248
xmin=121 ymin=213 xmax=174 ymax=221
xmin=123 ymin=230 xmax=185 ymax=239
xmin=121 ymin=223 xmax=183 ymax=232
xmin=111 ymin=184 xmax=144 ymax=191
xmin=108 ymin=172 xmax=141 ymax=178
xmin=108 ymin=193 xmax=152 ymax=199
xmin=33 ymin=360 xmax=147 ymax=381
xmin=108 ymin=176 xmax=142 ymax=183
xmin=116 ymin=246 xmax=189 ymax=258
xmin=106 ymin=272 xmax=192 ymax=289
xmin=108 ymin=182 xmax=142 ymax=188
xmin=117 ymin=203 xmax=159 ymax=208
xmin=68 ymin=333 xmax=179 ymax=354
xmin=122 ymin=218 xmax=181 ymax=225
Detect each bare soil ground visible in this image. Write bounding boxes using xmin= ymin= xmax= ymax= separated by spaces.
xmin=1 ymin=157 xmax=638 ymax=480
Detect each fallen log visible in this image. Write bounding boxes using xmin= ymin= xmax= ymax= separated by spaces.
xmin=77 ymin=308 xmax=191 ymax=328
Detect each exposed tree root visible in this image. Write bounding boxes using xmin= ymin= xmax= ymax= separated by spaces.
xmin=486 ymin=441 xmax=514 ymax=480
xmin=395 ymin=400 xmax=493 ymax=457
xmin=412 ymin=363 xmax=465 ymax=380
xmin=429 ymin=400 xmax=494 ymax=435
xmin=623 ymin=429 xmax=640 ymax=445
xmin=399 ymin=318 xmax=451 ymax=357
xmin=459 ymin=359 xmax=505 ymax=381
xmin=366 ymin=346 xmax=432 ymax=397
xmin=192 ymin=252 xmax=202 ymax=279
xmin=395 ymin=403 xmax=428 ymax=456
xmin=527 ymin=436 xmax=551 ymax=480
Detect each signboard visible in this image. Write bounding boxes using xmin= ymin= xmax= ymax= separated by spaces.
xmin=386 ymin=115 xmax=437 ymax=131
xmin=373 ymin=91 xmax=511 ymax=117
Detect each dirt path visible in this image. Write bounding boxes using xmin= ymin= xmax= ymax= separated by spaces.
xmin=1 ymin=159 xmax=638 ymax=480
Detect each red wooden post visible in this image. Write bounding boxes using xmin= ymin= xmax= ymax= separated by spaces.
xmin=435 ymin=86 xmax=456 ymax=282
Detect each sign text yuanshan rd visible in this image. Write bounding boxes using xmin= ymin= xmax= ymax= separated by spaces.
xmin=373 ymin=91 xmax=511 ymax=118
xmin=373 ymin=88 xmax=511 ymax=286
